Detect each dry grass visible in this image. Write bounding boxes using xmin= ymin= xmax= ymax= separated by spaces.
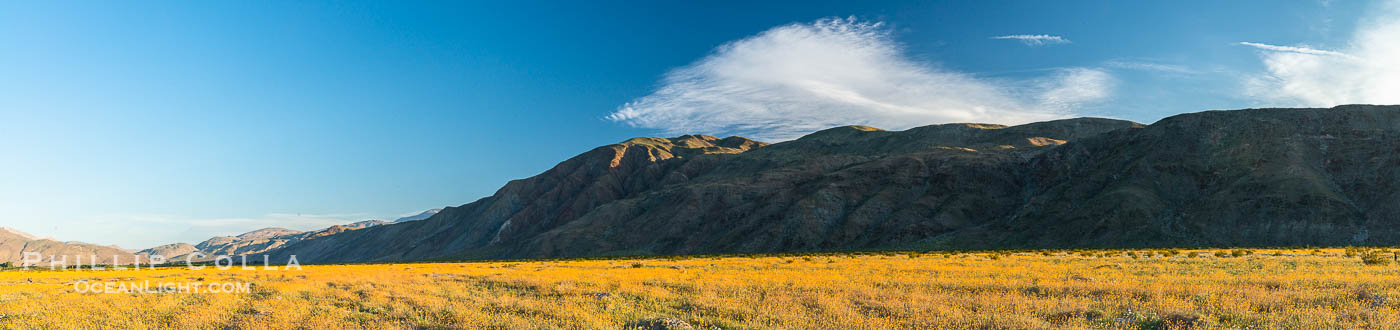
xmin=2 ymin=248 xmax=1399 ymax=329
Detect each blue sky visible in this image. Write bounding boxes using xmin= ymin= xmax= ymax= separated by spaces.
xmin=2 ymin=0 xmax=1397 ymax=248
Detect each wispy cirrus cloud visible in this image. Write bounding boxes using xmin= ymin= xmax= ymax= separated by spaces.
xmin=608 ymin=18 xmax=1110 ymax=141
xmin=991 ymin=34 xmax=1071 ymax=46
xmin=1037 ymin=68 xmax=1115 ymax=110
xmin=1238 ymin=42 xmax=1350 ymax=57
xmin=1103 ymin=60 xmax=1196 ymax=75
xmin=1242 ymin=0 xmax=1400 ymax=107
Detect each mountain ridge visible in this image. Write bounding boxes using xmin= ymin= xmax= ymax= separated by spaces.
xmin=267 ymin=115 xmax=1144 ymax=262
xmin=238 ymin=105 xmax=1400 ymax=262
xmin=0 ymin=228 xmax=138 ymax=265
xmin=394 ymin=209 xmax=442 ymax=223
xmin=136 ymin=218 xmax=407 ymax=261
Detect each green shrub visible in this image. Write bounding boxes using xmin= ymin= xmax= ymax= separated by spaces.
xmin=1361 ymin=253 xmax=1393 ymax=266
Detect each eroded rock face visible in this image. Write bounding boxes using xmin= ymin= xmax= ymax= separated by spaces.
xmin=268 ymin=105 xmax=1400 ymax=263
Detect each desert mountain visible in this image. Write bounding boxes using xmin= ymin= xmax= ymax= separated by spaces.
xmin=1 ymin=227 xmax=37 ymax=240
xmin=344 ymin=220 xmax=393 ymax=229
xmin=0 ymin=227 xmax=138 ymax=265
xmin=235 ymin=227 xmax=302 ymax=240
xmin=137 ymin=243 xmax=201 ymax=260
xmin=265 ymin=105 xmax=1400 ymax=262
xmin=192 ymin=235 xmax=295 ymax=259
xmin=394 ymin=209 xmax=442 ymax=223
xmin=146 ymin=220 xmax=396 ymax=261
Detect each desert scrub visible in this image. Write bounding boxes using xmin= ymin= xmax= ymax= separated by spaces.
xmin=1 ymin=248 xmax=1398 ymax=329
xmin=1361 ymin=252 xmax=1394 ymax=266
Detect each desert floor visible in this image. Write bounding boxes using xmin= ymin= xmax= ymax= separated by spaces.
xmin=2 ymin=248 xmax=1399 ymax=329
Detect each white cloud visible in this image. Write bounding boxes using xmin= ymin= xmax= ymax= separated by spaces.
xmin=1038 ymin=68 xmax=1115 ymax=110
xmin=992 ymin=34 xmax=1071 ymax=46
xmin=1103 ymin=60 xmax=1196 ymax=74
xmin=1243 ymin=1 xmax=1400 ymax=107
xmin=1238 ymin=42 xmax=1350 ymax=57
xmin=609 ymin=18 xmax=1110 ymax=141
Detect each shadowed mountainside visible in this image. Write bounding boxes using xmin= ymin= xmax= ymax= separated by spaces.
xmin=267 ymin=105 xmax=1400 ymax=262
xmin=140 ymin=220 xmax=397 ymax=261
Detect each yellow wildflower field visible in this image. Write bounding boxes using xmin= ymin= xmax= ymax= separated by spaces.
xmin=2 ymin=249 xmax=1398 ymax=329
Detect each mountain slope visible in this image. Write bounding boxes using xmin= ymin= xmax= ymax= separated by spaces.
xmin=0 ymin=229 xmax=138 ymax=265
xmin=268 ymin=120 xmax=1131 ymax=262
xmin=343 ymin=220 xmax=392 ymax=229
xmin=394 ymin=209 xmax=441 ymax=223
xmin=268 ymin=105 xmax=1400 ymax=263
xmin=269 ymin=134 xmax=770 ymax=261
xmin=148 ymin=220 xmax=396 ymax=261
xmin=137 ymin=243 xmax=200 ymax=260
xmin=0 ymin=227 xmax=38 ymax=240
xmin=974 ymin=105 xmax=1400 ymax=248
xmin=236 ymin=228 xmax=301 ymax=240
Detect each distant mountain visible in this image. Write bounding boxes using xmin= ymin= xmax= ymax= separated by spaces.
xmin=137 ymin=243 xmax=200 ymax=260
xmin=146 ymin=220 xmax=394 ymax=261
xmin=394 ymin=209 xmax=441 ymax=223
xmin=0 ymin=227 xmax=36 ymax=240
xmin=193 ymin=232 xmax=298 ymax=259
xmin=344 ymin=220 xmax=392 ymax=229
xmin=235 ymin=227 xmax=302 ymax=240
xmin=0 ymin=228 xmax=137 ymax=265
xmin=263 ymin=105 xmax=1400 ymax=263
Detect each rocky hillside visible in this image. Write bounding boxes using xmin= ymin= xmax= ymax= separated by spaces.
xmin=144 ymin=220 xmax=397 ymax=261
xmin=968 ymin=105 xmax=1400 ymax=248
xmin=0 ymin=227 xmax=138 ymax=265
xmin=1 ymin=227 xmax=38 ymax=240
xmin=344 ymin=220 xmax=392 ymax=229
xmin=137 ymin=243 xmax=200 ymax=261
xmin=235 ymin=227 xmax=302 ymax=240
xmin=266 ymin=105 xmax=1400 ymax=263
xmin=268 ymin=134 xmax=768 ymax=262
